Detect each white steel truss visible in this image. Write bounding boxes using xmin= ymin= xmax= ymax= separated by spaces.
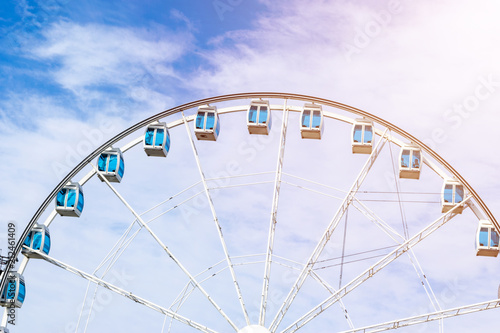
xmin=182 ymin=112 xmax=250 ymax=325
xmin=308 ymin=270 xmax=355 ymax=329
xmin=279 ymin=198 xmax=471 ymax=333
xmin=269 ymin=129 xmax=390 ymax=331
xmin=338 ymin=298 xmax=500 ymax=333
xmin=260 ymin=99 xmax=290 ymax=325
xmin=350 ymin=198 xmax=443 ymax=319
xmin=23 ymin=247 xmax=217 ymax=333
xmin=279 ymin=177 xmax=444 ymax=326
xmin=91 ymin=163 xmax=239 ymax=331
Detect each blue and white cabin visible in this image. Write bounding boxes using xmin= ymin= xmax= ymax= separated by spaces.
xmin=0 ymin=326 xmax=9 ymax=333
xmin=0 ymin=272 xmax=26 ymax=308
xmin=195 ymin=105 xmax=220 ymax=141
xmin=352 ymin=119 xmax=374 ymax=154
xmin=144 ymin=122 xmax=170 ymax=157
xmin=21 ymin=224 xmax=51 ymax=259
xmin=247 ymin=99 xmax=271 ymax=135
xmin=442 ymin=180 xmax=465 ymax=214
xmin=98 ymin=148 xmax=125 ymax=183
xmin=476 ymin=220 xmax=499 ymax=257
xmin=300 ymin=103 xmax=324 ymax=139
xmin=55 ymin=182 xmax=84 ymax=217
xmin=399 ymin=145 xmax=422 ymax=179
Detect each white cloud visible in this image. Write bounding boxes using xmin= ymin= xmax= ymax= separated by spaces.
xmin=12 ymin=20 xmax=195 ymax=123
xmin=188 ymin=0 xmax=500 ymax=120
xmin=0 ymin=19 xmax=197 ymax=224
xmin=187 ymin=0 xmax=500 ymax=218
xmin=31 ymin=21 xmax=192 ymax=91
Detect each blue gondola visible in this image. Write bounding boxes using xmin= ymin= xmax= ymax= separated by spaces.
xmin=98 ymin=148 xmax=125 ymax=183
xmin=194 ymin=105 xmax=220 ymax=141
xmin=144 ymin=122 xmax=170 ymax=157
xmin=21 ymin=224 xmax=51 ymax=259
xmin=55 ymin=182 xmax=84 ymax=217
xmin=399 ymin=145 xmax=422 ymax=179
xmin=352 ymin=119 xmax=374 ymax=154
xmin=476 ymin=220 xmax=499 ymax=257
xmin=442 ymin=180 xmax=465 ymax=214
xmin=300 ymin=103 xmax=324 ymax=139
xmin=247 ymin=99 xmax=272 ymax=135
xmin=0 ymin=272 xmax=25 ymax=308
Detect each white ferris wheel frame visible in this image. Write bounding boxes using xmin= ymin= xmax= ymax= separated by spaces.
xmin=1 ymin=92 xmax=499 ymax=332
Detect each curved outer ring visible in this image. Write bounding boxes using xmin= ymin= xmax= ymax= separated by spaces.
xmin=2 ymin=92 xmax=497 ymax=294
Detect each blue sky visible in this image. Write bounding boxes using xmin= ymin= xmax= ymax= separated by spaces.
xmin=0 ymin=0 xmax=267 ymax=122
xmin=1 ymin=0 xmax=500 ymax=332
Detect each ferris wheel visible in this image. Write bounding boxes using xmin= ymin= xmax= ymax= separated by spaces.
xmin=1 ymin=92 xmax=499 ymax=332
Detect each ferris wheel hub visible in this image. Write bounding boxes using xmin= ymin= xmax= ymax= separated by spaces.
xmin=238 ymin=325 xmax=271 ymax=333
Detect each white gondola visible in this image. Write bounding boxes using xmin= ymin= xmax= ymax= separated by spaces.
xmin=476 ymin=220 xmax=499 ymax=257
xmin=247 ymin=99 xmax=272 ymax=135
xmin=55 ymin=182 xmax=84 ymax=217
xmin=0 ymin=272 xmax=25 ymax=308
xmin=441 ymin=180 xmax=465 ymax=214
xmin=143 ymin=122 xmax=170 ymax=157
xmin=194 ymin=105 xmax=220 ymax=141
xmin=21 ymin=224 xmax=51 ymax=259
xmin=399 ymin=145 xmax=422 ymax=179
xmin=300 ymin=103 xmax=324 ymax=139
xmin=97 ymin=148 xmax=125 ymax=183
xmin=352 ymin=119 xmax=374 ymax=154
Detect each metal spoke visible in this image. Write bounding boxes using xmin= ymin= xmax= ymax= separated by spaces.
xmin=269 ymin=255 xmax=355 ymax=329
xmin=92 ymin=163 xmax=239 ymax=331
xmin=80 ymin=219 xmax=140 ymax=332
xmin=78 ymin=177 xmax=208 ymax=329
xmin=338 ymin=299 xmax=500 ymax=333
xmin=279 ymin=199 xmax=470 ymax=333
xmin=23 ymin=248 xmax=218 ymax=333
xmin=182 ymin=112 xmax=250 ymax=326
xmin=351 ymin=198 xmax=443 ymax=318
xmin=351 ymin=199 xmax=402 ymax=242
xmin=384 ymin=136 xmax=443 ymax=330
xmin=269 ymin=129 xmax=389 ymax=332
xmin=309 ymin=271 xmax=355 ymax=329
xmin=260 ymin=99 xmax=290 ymax=325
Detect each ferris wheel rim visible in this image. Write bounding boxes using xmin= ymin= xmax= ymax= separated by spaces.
xmin=2 ymin=92 xmax=498 ymax=329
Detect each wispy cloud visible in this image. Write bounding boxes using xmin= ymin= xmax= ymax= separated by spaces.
xmin=31 ymin=21 xmax=193 ymax=91
xmin=186 ymin=0 xmax=500 ymax=204
xmin=189 ymin=0 xmax=500 ymax=115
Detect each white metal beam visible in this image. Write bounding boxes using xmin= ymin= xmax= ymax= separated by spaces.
xmin=92 ymin=163 xmax=239 ymax=331
xmin=351 ymin=198 xmax=443 ymax=315
xmin=309 ymin=270 xmax=355 ymax=329
xmin=23 ymin=248 xmax=218 ymax=333
xmin=269 ymin=129 xmax=389 ymax=332
xmin=182 ymin=113 xmax=250 ymax=326
xmin=338 ymin=298 xmax=500 ymax=333
xmin=279 ymin=198 xmax=471 ymax=333
xmin=260 ymin=99 xmax=290 ymax=325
